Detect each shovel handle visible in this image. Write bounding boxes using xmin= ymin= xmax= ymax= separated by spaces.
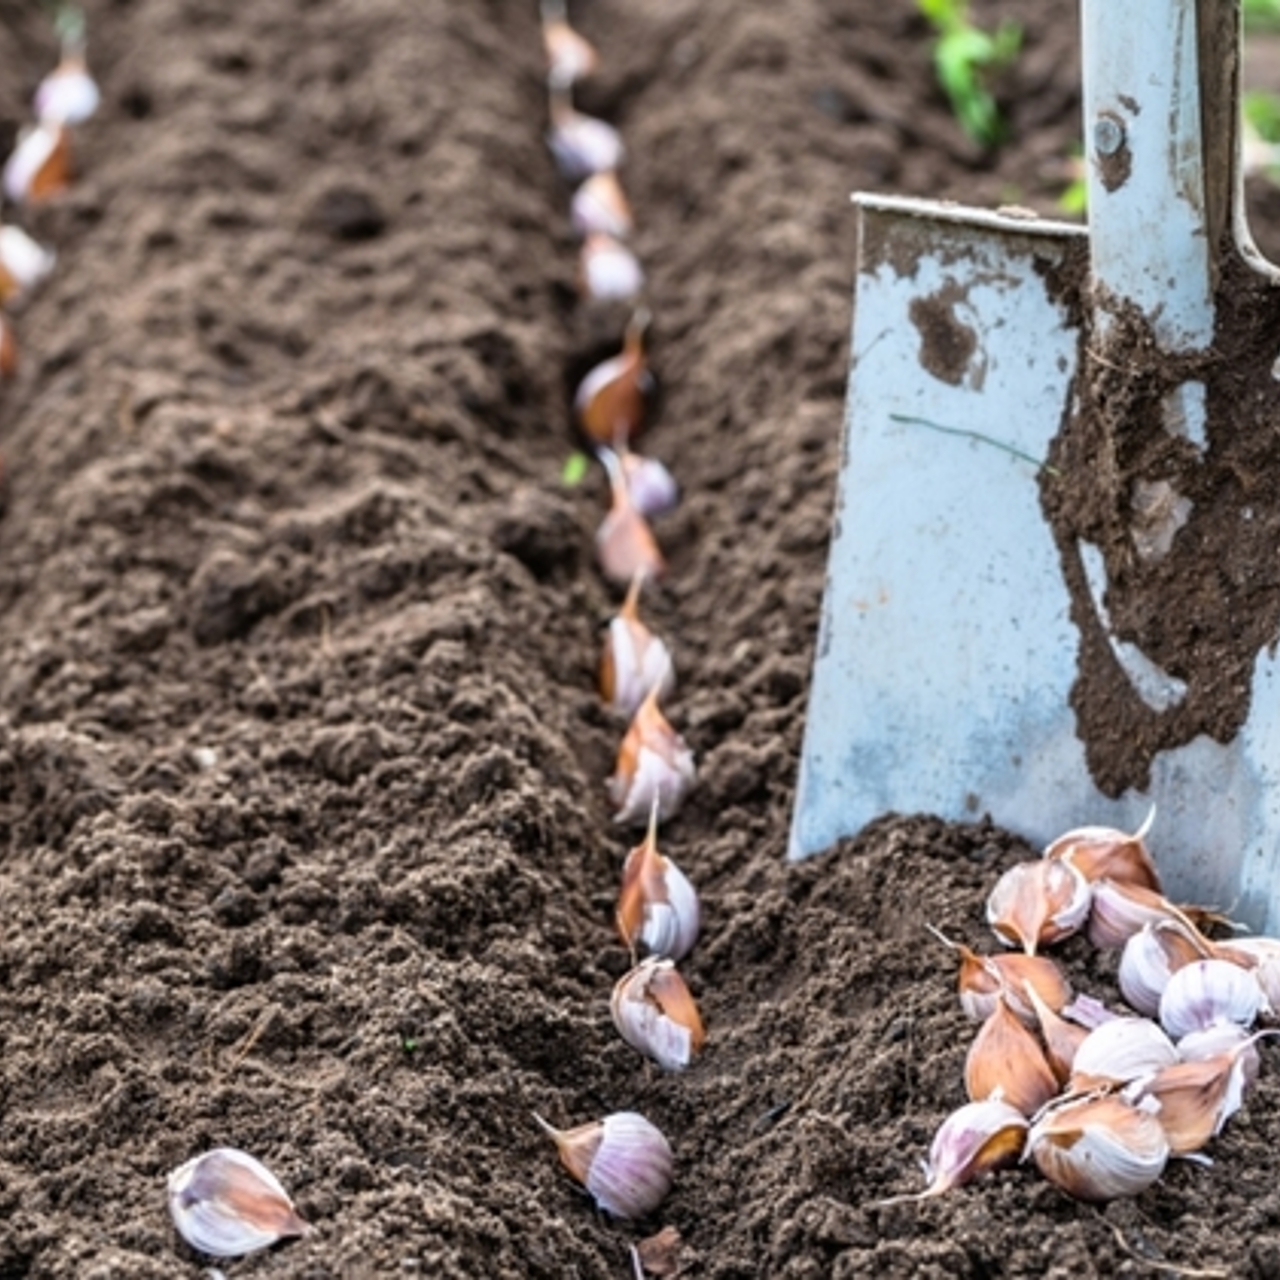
xmin=1081 ymin=0 xmax=1240 ymax=351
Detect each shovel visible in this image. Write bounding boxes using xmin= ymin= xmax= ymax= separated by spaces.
xmin=791 ymin=0 xmax=1280 ymax=931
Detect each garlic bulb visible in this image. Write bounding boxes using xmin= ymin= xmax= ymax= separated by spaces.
xmin=1025 ymin=1094 xmax=1169 ymax=1202
xmin=572 ymin=170 xmax=634 ymax=240
xmin=1118 ymin=918 xmax=1209 ymax=1016
xmin=964 ymin=993 xmax=1058 ymax=1117
xmin=600 ymin=574 xmax=675 ymax=717
xmin=35 ymin=56 xmax=100 ymax=125
xmin=3 ymin=122 xmax=71 ymax=205
xmin=596 ymin=449 xmax=665 ymax=586
xmin=1043 ymin=809 xmax=1159 ymax=891
xmin=579 ymin=232 xmax=645 ymax=302
xmin=534 ymin=1111 xmax=674 ymax=1219
xmin=548 ymin=99 xmax=624 ymax=181
xmin=0 ymin=226 xmax=55 ymax=306
xmin=616 ymin=802 xmax=700 ymax=960
xmin=608 ymin=689 xmax=696 ymax=826
xmin=876 ymin=1099 xmax=1027 ymax=1206
xmin=1068 ymin=1016 xmax=1178 ymax=1092
xmin=612 ymin=956 xmax=705 ymax=1070
xmin=986 ymin=857 xmax=1091 ymax=954
xmin=1158 ymin=958 xmax=1263 ymax=1041
xmin=575 ymin=311 xmax=652 ymax=447
xmin=167 ymin=1148 xmax=310 ymax=1258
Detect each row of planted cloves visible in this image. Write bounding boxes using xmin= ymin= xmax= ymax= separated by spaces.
xmin=883 ymin=814 xmax=1279 ymax=1208
xmin=532 ymin=1 xmax=704 ymax=1256
xmin=0 ymin=9 xmax=99 ymax=381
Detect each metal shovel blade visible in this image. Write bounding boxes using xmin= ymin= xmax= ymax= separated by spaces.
xmin=791 ymin=0 xmax=1280 ymax=932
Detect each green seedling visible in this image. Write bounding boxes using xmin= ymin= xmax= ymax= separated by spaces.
xmin=917 ymin=0 xmax=1022 ymax=148
xmin=560 ymin=450 xmax=590 ymax=487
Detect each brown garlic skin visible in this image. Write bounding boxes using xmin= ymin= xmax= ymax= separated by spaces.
xmin=1043 ymin=812 xmax=1160 ymax=892
xmin=616 ymin=803 xmax=700 ymax=960
xmin=964 ymin=992 xmax=1058 ymax=1117
xmin=574 ymin=311 xmax=652 ymax=448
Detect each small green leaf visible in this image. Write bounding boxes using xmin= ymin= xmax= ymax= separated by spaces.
xmin=561 ymin=451 xmax=590 ymax=487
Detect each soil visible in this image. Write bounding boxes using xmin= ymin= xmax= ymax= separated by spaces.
xmin=3 ymin=1 xmax=1280 ymax=1277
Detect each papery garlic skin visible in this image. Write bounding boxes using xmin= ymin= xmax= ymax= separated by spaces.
xmin=1158 ymin=958 xmax=1263 ymax=1041
xmin=35 ymin=59 xmax=100 ymax=124
xmin=1178 ymin=1022 xmax=1261 ymax=1085
xmin=167 ymin=1148 xmax=309 ymax=1259
xmin=1126 ymin=1052 xmax=1250 ymax=1156
xmin=612 ymin=957 xmax=705 ymax=1070
xmin=1044 ymin=810 xmax=1159 ymax=891
xmin=1087 ymin=879 xmax=1184 ymax=951
xmin=1068 ymin=1016 xmax=1179 ymax=1092
xmin=0 ymin=227 xmax=56 ymax=305
xmin=1026 ymin=1094 xmax=1169 ymax=1202
xmin=1217 ymin=936 xmax=1280 ymax=1014
xmin=535 ymin=1111 xmax=674 ymax=1219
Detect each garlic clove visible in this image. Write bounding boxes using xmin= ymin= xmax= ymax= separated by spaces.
xmin=1060 ymin=992 xmax=1120 ymax=1030
xmin=1067 ymin=1015 xmax=1179 ymax=1093
xmin=596 ymin=448 xmax=665 ymax=586
xmin=571 ymin=170 xmax=634 ymax=240
xmin=599 ymin=573 xmax=675 ymax=717
xmin=534 ymin=1110 xmax=674 ymax=1219
xmin=1126 ymin=1050 xmax=1250 ymax=1156
xmin=34 ymin=56 xmax=100 ymax=125
xmin=548 ymin=98 xmax=624 ymax=182
xmin=1214 ymin=935 xmax=1280 ymax=1014
xmin=1177 ymin=1022 xmax=1262 ymax=1086
xmin=1025 ymin=1093 xmax=1168 ymax=1202
xmin=0 ymin=226 xmax=56 ymax=307
xmin=876 ymin=1099 xmax=1027 ymax=1205
xmin=1118 ymin=918 xmax=1213 ymax=1017
xmin=1087 ymin=878 xmax=1190 ymax=951
xmin=1044 ymin=808 xmax=1160 ymax=892
xmin=620 ymin=450 xmax=679 ymax=520
xmin=542 ymin=13 xmax=599 ymax=90
xmin=964 ymin=993 xmax=1059 ymax=1117
xmin=608 ymin=689 xmax=696 ymax=827
xmin=0 ymin=315 xmax=17 ymax=379
xmin=3 ymin=122 xmax=72 ymax=205
xmin=579 ymin=232 xmax=645 ymax=302
xmin=1024 ymin=982 xmax=1089 ymax=1085
xmin=611 ymin=956 xmax=705 ymax=1069
xmin=616 ymin=800 xmax=700 ymax=959
xmin=986 ymin=857 xmax=1092 ymax=954
xmin=574 ymin=310 xmax=653 ymax=447
xmin=1157 ymin=958 xmax=1263 ymax=1041
xmin=167 ymin=1148 xmax=310 ymax=1258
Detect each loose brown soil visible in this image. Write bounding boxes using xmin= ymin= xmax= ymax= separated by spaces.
xmin=4 ymin=1 xmax=1280 ymax=1276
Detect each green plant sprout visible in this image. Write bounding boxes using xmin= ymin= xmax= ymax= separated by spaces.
xmin=917 ymin=0 xmax=1022 ymax=148
xmin=560 ymin=450 xmax=590 ymax=486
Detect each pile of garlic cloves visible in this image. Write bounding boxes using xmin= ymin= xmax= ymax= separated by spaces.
xmin=885 ymin=813 xmax=1280 ymax=1206
xmin=532 ymin=4 xmax=703 ymax=1250
xmin=0 ymin=9 xmax=99 ymax=384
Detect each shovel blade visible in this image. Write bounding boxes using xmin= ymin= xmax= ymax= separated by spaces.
xmin=792 ymin=197 xmax=1280 ymax=931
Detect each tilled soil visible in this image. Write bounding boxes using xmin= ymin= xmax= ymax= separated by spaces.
xmin=2 ymin=0 xmax=1280 ymax=1276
